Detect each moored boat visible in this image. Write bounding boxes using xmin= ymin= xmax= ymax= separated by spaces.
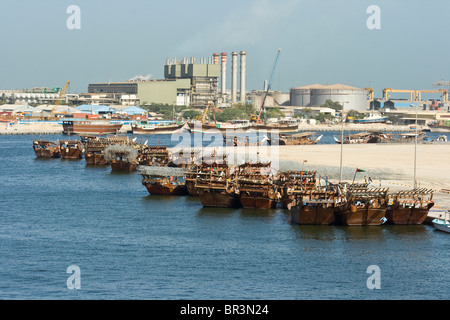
xmin=237 ymin=162 xmax=280 ymax=209
xmin=59 ymin=140 xmax=84 ymax=159
xmin=132 ymin=121 xmax=187 ymax=134
xmin=195 ymin=162 xmax=239 ymax=208
xmin=432 ymin=211 xmax=450 ymax=233
xmin=385 ymin=188 xmax=434 ymax=224
xmin=334 ymin=188 xmax=389 ymax=226
xmin=139 ymin=166 xmax=188 ymax=195
xmin=290 ymin=186 xmax=344 ymax=225
xmin=278 ymin=170 xmax=317 ymax=209
xmin=62 ymin=119 xmax=123 ymax=135
xmin=32 ymin=140 xmax=61 ymax=158
xmin=278 ymin=132 xmax=323 ymax=145
xmin=249 ymin=122 xmax=299 ymax=133
xmin=104 ymin=144 xmax=139 ymax=172
xmin=83 ymin=137 xmax=110 ymax=165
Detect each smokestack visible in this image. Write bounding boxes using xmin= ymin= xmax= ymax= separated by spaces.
xmin=221 ymin=52 xmax=227 ymax=96
xmin=213 ymin=53 xmax=219 ymax=65
xmin=240 ymin=51 xmax=246 ymax=103
xmin=231 ymin=51 xmax=238 ymax=104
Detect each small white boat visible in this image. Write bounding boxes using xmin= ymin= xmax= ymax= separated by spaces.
xmin=432 ymin=211 xmax=450 ymax=233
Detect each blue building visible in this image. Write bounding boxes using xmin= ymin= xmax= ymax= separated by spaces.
xmin=75 ymin=104 xmax=116 ymax=115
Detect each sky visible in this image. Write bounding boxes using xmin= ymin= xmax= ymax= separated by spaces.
xmin=1 ymin=0 xmax=449 ymax=100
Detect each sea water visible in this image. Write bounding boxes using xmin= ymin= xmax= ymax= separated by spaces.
xmin=0 ymin=133 xmax=449 ymax=300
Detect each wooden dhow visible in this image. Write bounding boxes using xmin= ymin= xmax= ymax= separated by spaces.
xmin=278 ymin=171 xmax=317 ymax=209
xmin=32 ymin=140 xmax=61 ymax=158
xmin=334 ymin=188 xmax=389 ymax=226
xmin=278 ymin=132 xmax=323 ymax=145
xmin=386 ymin=188 xmax=434 ymax=225
xmin=59 ymin=140 xmax=84 ymax=159
xmin=195 ymin=161 xmax=239 ymax=208
xmin=237 ymin=162 xmax=280 ymax=209
xmin=290 ymin=186 xmax=344 ymax=225
xmin=139 ymin=166 xmax=188 ymax=195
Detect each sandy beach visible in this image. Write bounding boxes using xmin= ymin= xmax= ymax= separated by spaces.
xmin=195 ymin=143 xmax=450 ymax=210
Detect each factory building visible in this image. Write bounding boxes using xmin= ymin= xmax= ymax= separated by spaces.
xmin=88 ymin=51 xmax=247 ymax=109
xmin=88 ymin=78 xmax=191 ymax=106
xmin=290 ymin=84 xmax=368 ymax=111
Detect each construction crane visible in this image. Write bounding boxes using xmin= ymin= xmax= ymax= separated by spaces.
xmin=382 ymin=88 xmax=416 ymax=101
xmin=433 ymin=80 xmax=450 ymax=89
xmin=53 ymin=81 xmax=70 ymax=106
xmin=256 ymin=48 xmax=282 ymax=124
xmin=199 ymin=101 xmax=215 ymax=124
xmin=416 ymin=89 xmax=448 ymax=102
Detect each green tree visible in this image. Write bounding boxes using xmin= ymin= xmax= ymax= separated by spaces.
xmin=182 ymin=109 xmax=202 ymax=119
xmin=346 ymin=109 xmax=365 ymax=120
xmin=321 ymin=99 xmax=343 ymax=111
xmin=314 ymin=112 xmax=335 ymax=123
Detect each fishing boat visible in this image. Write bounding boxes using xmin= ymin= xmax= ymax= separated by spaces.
xmin=32 ymin=140 xmax=61 ymax=158
xmin=278 ymin=171 xmax=317 ymax=209
xmin=62 ymin=119 xmax=123 ymax=135
xmin=131 ymin=121 xmax=187 ymax=134
xmin=385 ymin=188 xmax=434 ymax=224
xmin=139 ymin=166 xmax=188 ymax=195
xmin=334 ymin=132 xmax=373 ymax=144
xmin=188 ymin=120 xmax=251 ymax=133
xmin=83 ymin=136 xmax=110 ymax=165
xmin=432 ymin=211 xmax=450 ymax=233
xmin=352 ymin=113 xmax=388 ymax=124
xmin=185 ymin=164 xmax=200 ymax=196
xmin=195 ymin=162 xmax=240 ymax=208
xmin=104 ymin=144 xmax=139 ymax=172
xmin=278 ymin=132 xmax=322 ymax=145
xmin=249 ymin=122 xmax=299 ymax=133
xmin=59 ymin=140 xmax=84 ymax=159
xmin=395 ymin=132 xmax=427 ymax=143
xmin=334 ymin=188 xmax=389 ymax=226
xmin=138 ymin=145 xmax=171 ymax=167
xmin=237 ymin=162 xmax=280 ymax=209
xmin=290 ymin=186 xmax=344 ymax=225
xmin=428 ymin=121 xmax=450 ymax=133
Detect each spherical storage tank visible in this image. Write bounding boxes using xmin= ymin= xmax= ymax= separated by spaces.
xmin=310 ymin=84 xmax=367 ymax=111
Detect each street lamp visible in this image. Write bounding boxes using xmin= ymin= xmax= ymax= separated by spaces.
xmin=339 ymin=102 xmax=349 ymax=182
xmin=411 ymin=104 xmax=418 ymax=189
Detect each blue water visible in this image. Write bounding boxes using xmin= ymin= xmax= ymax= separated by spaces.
xmin=0 ymin=133 xmax=449 ymax=300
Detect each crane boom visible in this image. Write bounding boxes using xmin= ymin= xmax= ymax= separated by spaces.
xmin=256 ymin=48 xmax=282 ymax=124
xmin=53 ymin=81 xmax=70 ymax=106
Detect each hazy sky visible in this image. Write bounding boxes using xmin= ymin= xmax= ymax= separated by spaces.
xmin=1 ymin=0 xmax=449 ymax=100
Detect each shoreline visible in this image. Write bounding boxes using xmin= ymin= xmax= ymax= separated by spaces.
xmin=0 ymin=121 xmax=426 ymax=135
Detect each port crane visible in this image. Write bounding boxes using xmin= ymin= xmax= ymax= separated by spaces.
xmin=382 ymin=88 xmax=416 ymax=101
xmin=415 ymin=89 xmax=448 ymax=102
xmin=365 ymin=87 xmax=374 ymax=100
xmin=255 ymin=48 xmax=282 ymax=124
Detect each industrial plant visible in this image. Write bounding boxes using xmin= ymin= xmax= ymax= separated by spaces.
xmin=1 ymin=50 xmax=450 ymax=128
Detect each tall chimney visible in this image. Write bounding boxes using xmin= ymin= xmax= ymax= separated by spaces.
xmin=213 ymin=53 xmax=219 ymax=65
xmin=240 ymin=51 xmax=246 ymax=103
xmin=231 ymin=51 xmax=238 ymax=104
xmin=221 ymin=52 xmax=227 ymax=96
